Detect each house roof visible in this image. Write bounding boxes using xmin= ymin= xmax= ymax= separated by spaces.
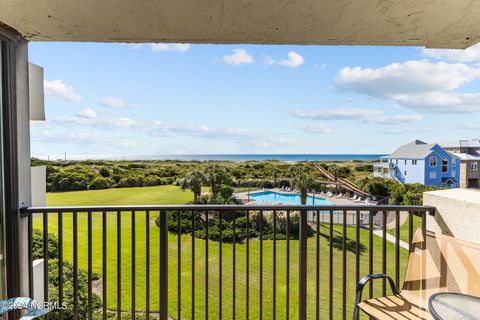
xmin=451 ymin=152 xmax=480 ymax=161
xmin=389 ymin=140 xmax=437 ymax=159
xmin=440 ymin=139 xmax=480 ymax=149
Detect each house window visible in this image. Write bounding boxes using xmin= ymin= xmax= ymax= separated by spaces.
xmin=404 ymin=171 xmax=407 ymax=176
xmin=430 ymin=157 xmax=437 ymax=167
xmin=412 ymin=160 xmax=417 ymax=165
xmin=404 ymin=160 xmax=407 ymax=165
xmin=442 ymin=158 xmax=448 ymax=173
xmin=395 ymin=159 xmax=398 ymax=165
xmin=472 ymin=162 xmax=478 ymax=171
xmin=430 ymin=172 xmax=437 ymax=179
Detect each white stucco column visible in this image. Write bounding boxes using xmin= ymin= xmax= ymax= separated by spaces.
xmin=424 ymin=189 xmax=480 ymax=244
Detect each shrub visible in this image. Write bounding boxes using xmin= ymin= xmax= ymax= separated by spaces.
xmin=144 ymin=176 xmax=162 ymax=186
xmin=90 ymin=177 xmax=114 ymax=190
xmin=48 ymin=260 xmax=101 ymax=320
xmin=99 ymin=167 xmax=110 ymax=177
xmin=32 ymin=228 xmax=59 ymax=260
xmin=117 ymin=176 xmax=145 ymax=188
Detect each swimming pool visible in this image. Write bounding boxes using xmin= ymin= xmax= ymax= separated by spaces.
xmin=249 ymin=191 xmax=331 ymax=205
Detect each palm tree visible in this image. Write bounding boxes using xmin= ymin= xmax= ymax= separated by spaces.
xmin=203 ymin=164 xmax=231 ymax=196
xmin=271 ymin=167 xmax=280 ymax=187
xmin=178 ymin=170 xmax=204 ymax=203
xmin=291 ymin=165 xmax=316 ymax=205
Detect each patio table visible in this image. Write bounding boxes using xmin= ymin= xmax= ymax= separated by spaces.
xmin=429 ymin=292 xmax=480 ymax=320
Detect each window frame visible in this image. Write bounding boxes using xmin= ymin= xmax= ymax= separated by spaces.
xmin=442 ymin=158 xmax=448 ymax=173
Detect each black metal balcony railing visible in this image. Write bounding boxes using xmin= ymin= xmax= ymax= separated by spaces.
xmin=22 ymin=205 xmax=434 ymax=320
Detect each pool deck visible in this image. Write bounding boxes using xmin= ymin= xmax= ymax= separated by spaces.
xmin=234 ymin=188 xmax=362 ymax=206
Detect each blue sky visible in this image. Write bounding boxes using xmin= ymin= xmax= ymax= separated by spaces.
xmin=29 ymin=42 xmax=480 ymax=158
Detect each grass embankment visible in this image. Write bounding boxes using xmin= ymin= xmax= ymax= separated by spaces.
xmin=37 ymin=186 xmax=410 ymax=320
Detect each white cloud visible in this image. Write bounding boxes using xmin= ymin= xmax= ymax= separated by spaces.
xmin=222 ymin=49 xmax=254 ymax=65
xmin=150 ymin=43 xmax=190 ymax=52
xmin=291 ymin=107 xmax=422 ymax=125
xmin=76 ymin=108 xmax=97 ymax=119
xmin=44 ymin=80 xmax=82 ymax=102
xmin=101 ymin=96 xmax=138 ymax=109
xmin=96 ymin=118 xmax=138 ymax=129
xmin=296 ymin=124 xmax=332 ymax=134
xmin=145 ymin=121 xmax=257 ymax=139
xmin=422 ymin=43 xmax=480 ymax=63
xmin=460 ymin=123 xmax=480 ymax=130
xmin=265 ymin=51 xmax=304 ymax=68
xmin=393 ymin=92 xmax=480 ymax=113
xmin=336 ymin=60 xmax=480 ymax=96
xmin=335 ymin=60 xmax=480 ymax=113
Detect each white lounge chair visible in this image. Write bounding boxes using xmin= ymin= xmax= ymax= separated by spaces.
xmin=335 ymin=193 xmax=342 ymax=198
xmin=354 ymin=197 xmax=363 ymax=203
xmin=326 ymin=191 xmax=333 ymax=197
xmin=280 ymin=186 xmax=285 ymax=190
xmin=320 ymin=191 xmax=326 ymax=195
xmin=349 ymin=194 xmax=358 ymax=200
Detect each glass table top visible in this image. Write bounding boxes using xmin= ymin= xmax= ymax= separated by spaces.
xmin=429 ymin=293 xmax=480 ymax=320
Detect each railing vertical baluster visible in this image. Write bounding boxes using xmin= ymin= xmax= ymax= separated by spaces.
xmin=408 ymin=212 xmax=413 ymax=252
xmin=73 ymin=211 xmax=78 ymax=320
xmin=259 ymin=210 xmax=263 ymax=320
xmin=246 ymin=210 xmax=250 ymax=320
xmin=273 ymin=210 xmax=277 ymax=320
xmin=159 ymin=210 xmax=168 ymax=320
xmin=395 ymin=210 xmax=400 ymax=288
xmin=233 ymin=210 xmax=236 ymax=320
xmin=205 ymin=210 xmax=209 ymax=320
xmin=219 ymin=210 xmax=223 ymax=320
xmin=421 ymin=211 xmax=427 ymax=235
xmin=342 ymin=210 xmax=347 ymax=320
xmin=28 ymin=211 xmax=33 ymax=298
xmin=315 ymin=210 xmax=320 ymax=320
xmin=286 ymin=210 xmax=290 ymax=320
xmin=382 ymin=211 xmax=387 ymax=297
xmin=88 ymin=210 xmax=93 ymax=320
xmin=299 ymin=209 xmax=307 ymax=320
xmin=72 ymin=211 xmax=78 ymax=320
xmin=146 ymin=210 xmax=150 ymax=319
xmin=329 ymin=210 xmax=333 ymax=320
xmin=355 ymin=210 xmax=360 ymax=285
xmin=131 ymin=210 xmax=136 ymax=320
xmin=102 ymin=211 xmax=107 ymax=320
xmin=177 ymin=210 xmax=182 ymax=320
xmin=116 ymin=210 xmax=121 ymax=320
xmin=368 ymin=210 xmax=374 ymax=300
xmin=43 ymin=211 xmax=49 ymax=320
xmin=191 ymin=209 xmax=195 ymax=320
xmin=58 ymin=211 xmax=64 ymax=320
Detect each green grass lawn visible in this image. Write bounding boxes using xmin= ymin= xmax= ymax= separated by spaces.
xmin=37 ymin=186 xmax=410 ymax=320
xmin=387 ymin=213 xmax=423 ymax=245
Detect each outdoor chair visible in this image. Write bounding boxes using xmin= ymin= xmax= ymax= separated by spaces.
xmin=0 ymin=297 xmax=52 ymax=319
xmin=353 ymin=229 xmax=480 ymax=319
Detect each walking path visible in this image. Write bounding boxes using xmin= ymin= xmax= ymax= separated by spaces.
xmin=372 ymin=229 xmax=409 ymax=250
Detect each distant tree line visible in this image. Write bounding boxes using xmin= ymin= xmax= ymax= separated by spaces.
xmin=31 ymin=157 xmax=372 ymax=193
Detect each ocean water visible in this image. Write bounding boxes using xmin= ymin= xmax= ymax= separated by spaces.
xmin=249 ymin=191 xmax=331 ymax=205
xmin=35 ymin=153 xmax=384 ymax=161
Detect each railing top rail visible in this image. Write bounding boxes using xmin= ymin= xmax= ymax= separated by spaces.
xmin=21 ymin=204 xmax=435 ymax=213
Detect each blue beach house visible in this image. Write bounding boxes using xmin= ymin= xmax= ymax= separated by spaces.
xmin=373 ymin=140 xmax=460 ymax=188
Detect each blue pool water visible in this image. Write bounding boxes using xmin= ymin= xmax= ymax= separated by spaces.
xmin=249 ymin=191 xmax=331 ymax=205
